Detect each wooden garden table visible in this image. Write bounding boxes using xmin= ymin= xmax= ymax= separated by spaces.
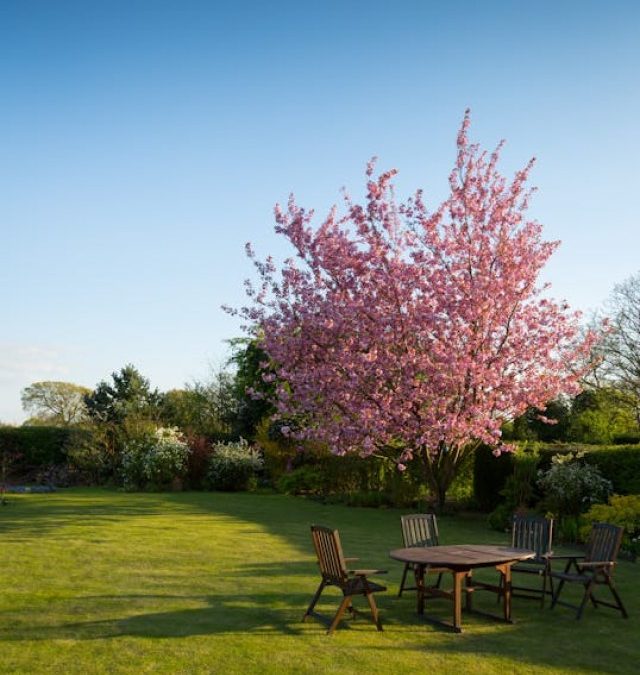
xmin=389 ymin=544 xmax=535 ymax=633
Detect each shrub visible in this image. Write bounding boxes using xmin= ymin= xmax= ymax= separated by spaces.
xmin=65 ymin=429 xmax=112 ymax=485
xmin=121 ymin=427 xmax=190 ymax=490
xmin=276 ymin=466 xmax=325 ymax=495
xmin=207 ymin=439 xmax=263 ymax=491
xmin=488 ymin=503 xmax=513 ymax=532
xmin=487 ymin=447 xmax=540 ymax=531
xmin=255 ymin=417 xmax=301 ymax=482
xmin=580 ymin=495 xmax=640 ymax=559
xmin=537 ymin=451 xmax=612 ymax=519
xmin=184 ymin=435 xmax=215 ymax=489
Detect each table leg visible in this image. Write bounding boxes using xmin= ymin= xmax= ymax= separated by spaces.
xmin=415 ymin=564 xmax=425 ymax=615
xmin=497 ymin=563 xmax=512 ymax=622
xmin=452 ymin=571 xmax=466 ymax=633
xmin=465 ymin=571 xmax=473 ymax=611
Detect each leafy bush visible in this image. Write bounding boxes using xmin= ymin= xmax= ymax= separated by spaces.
xmin=207 ymin=438 xmax=263 ymax=491
xmin=488 ymin=503 xmax=513 ymax=532
xmin=276 ymin=466 xmax=325 ymax=495
xmin=580 ymin=495 xmax=640 ymax=559
xmin=184 ymin=435 xmax=215 ymax=489
xmin=255 ymin=417 xmax=301 ymax=480
xmin=487 ymin=447 xmax=540 ymax=531
xmin=257 ymin=418 xmax=427 ymax=506
xmin=66 ymin=429 xmax=112 ymax=485
xmin=536 ymin=444 xmax=640 ymax=495
xmin=121 ymin=427 xmax=190 ymax=490
xmin=537 ymin=451 xmax=612 ymax=519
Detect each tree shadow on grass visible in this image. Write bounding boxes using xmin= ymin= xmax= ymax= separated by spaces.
xmin=0 ymin=590 xmax=386 ymax=641
xmin=2 ymin=590 xmax=634 ymax=673
xmin=0 ymin=490 xmax=222 ymax=541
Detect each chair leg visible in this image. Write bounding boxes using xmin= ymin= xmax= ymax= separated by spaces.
xmin=551 ymin=578 xmax=565 ymax=610
xmin=576 ymin=579 xmax=596 ymax=620
xmin=547 ymin=567 xmax=554 ymax=606
xmin=327 ymin=595 xmax=352 ymax=634
xmin=398 ymin=563 xmax=410 ymax=597
xmin=608 ymin=580 xmax=629 ymax=619
xmin=540 ymin=569 xmax=548 ymax=608
xmin=303 ymin=580 xmax=326 ymax=622
xmin=365 ymin=591 xmax=383 ymax=631
xmin=346 ymin=597 xmax=357 ymax=620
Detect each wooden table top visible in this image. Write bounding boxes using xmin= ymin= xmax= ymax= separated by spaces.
xmin=389 ymin=544 xmax=535 ymax=569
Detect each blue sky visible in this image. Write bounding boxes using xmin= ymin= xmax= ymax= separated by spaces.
xmin=1 ymin=0 xmax=639 ymax=423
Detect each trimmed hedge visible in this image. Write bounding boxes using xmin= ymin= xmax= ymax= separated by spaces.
xmin=0 ymin=425 xmax=91 ymax=471
xmin=476 ymin=443 xmax=640 ymax=510
xmin=473 ymin=444 xmax=515 ymax=512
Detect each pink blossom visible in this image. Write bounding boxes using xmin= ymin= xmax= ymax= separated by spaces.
xmin=229 ymin=112 xmax=604 ymax=499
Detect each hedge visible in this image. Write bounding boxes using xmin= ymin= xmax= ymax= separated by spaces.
xmin=0 ymin=426 xmax=91 ymax=471
xmin=473 ymin=444 xmax=515 ymax=511
xmin=474 ymin=443 xmax=640 ymax=510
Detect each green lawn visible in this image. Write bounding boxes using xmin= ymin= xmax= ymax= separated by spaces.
xmin=0 ymin=489 xmax=637 ymax=674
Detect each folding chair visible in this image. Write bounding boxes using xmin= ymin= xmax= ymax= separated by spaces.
xmin=397 ymin=513 xmax=447 ymax=597
xmin=501 ymin=515 xmax=554 ymax=607
xmin=550 ymin=522 xmax=628 ymax=620
xmin=303 ymin=525 xmax=387 ymax=634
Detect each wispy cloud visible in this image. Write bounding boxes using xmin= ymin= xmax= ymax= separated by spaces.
xmin=0 ymin=343 xmax=69 ymax=423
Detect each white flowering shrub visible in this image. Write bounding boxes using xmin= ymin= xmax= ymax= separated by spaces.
xmin=537 ymin=451 xmax=612 ymax=518
xmin=207 ymin=438 xmax=263 ymax=491
xmin=122 ymin=427 xmax=191 ymax=490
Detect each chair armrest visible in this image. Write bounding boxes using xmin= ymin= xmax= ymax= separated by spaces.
xmin=549 ymin=553 xmax=585 ymax=560
xmin=577 ymin=561 xmax=615 ymax=569
xmin=350 ymin=569 xmax=388 ymax=576
xmin=344 ymin=557 xmax=359 ymax=563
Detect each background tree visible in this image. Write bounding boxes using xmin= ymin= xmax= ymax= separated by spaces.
xmin=233 ymin=112 xmax=600 ymax=507
xmin=228 ymin=339 xmax=275 ymax=439
xmin=21 ymin=381 xmax=90 ymax=426
xmin=507 ymin=398 xmax=571 ymax=443
xmin=160 ymin=367 xmax=237 ymax=438
xmin=598 ymin=272 xmax=640 ymax=427
xmin=567 ymin=387 xmax=637 ymax=444
xmin=84 ymin=364 xmax=161 ymax=425
xmin=82 ymin=365 xmax=162 ymax=477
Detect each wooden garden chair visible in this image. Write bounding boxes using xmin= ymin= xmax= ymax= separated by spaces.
xmin=397 ymin=513 xmax=447 ymax=597
xmin=550 ymin=522 xmax=629 ymax=620
xmin=499 ymin=515 xmax=554 ymax=607
xmin=303 ymin=525 xmax=387 ymax=634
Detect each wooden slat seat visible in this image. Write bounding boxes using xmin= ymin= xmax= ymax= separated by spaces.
xmin=303 ymin=525 xmax=387 ymax=634
xmin=550 ymin=522 xmax=628 ymax=620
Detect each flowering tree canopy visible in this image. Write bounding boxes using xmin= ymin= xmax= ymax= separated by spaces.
xmin=231 ymin=112 xmax=600 ymax=505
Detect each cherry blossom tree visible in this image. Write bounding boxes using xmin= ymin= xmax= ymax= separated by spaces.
xmin=231 ymin=112 xmax=600 ymax=506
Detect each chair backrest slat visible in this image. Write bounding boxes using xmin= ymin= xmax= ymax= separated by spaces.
xmin=401 ymin=514 xmax=439 ymax=548
xmin=585 ymin=522 xmax=624 ymax=563
xmin=511 ymin=515 xmax=553 ymax=561
xmin=310 ymin=525 xmax=348 ymax=584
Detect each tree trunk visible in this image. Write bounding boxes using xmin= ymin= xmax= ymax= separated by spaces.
xmin=419 ymin=443 xmax=476 ymax=511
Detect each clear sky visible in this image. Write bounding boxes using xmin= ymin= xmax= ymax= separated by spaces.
xmin=1 ymin=0 xmax=639 ymax=423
